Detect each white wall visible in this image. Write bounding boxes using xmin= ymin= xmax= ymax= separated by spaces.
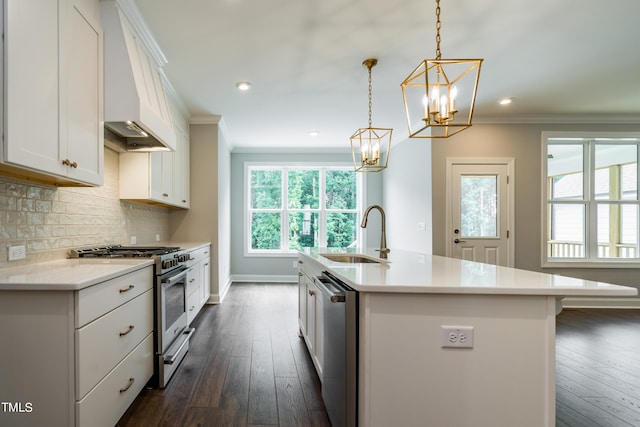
xmin=382 ymin=138 xmax=433 ymax=254
xmin=217 ymin=121 xmax=232 ymax=300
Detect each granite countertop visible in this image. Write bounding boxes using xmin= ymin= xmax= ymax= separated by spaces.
xmin=299 ymin=247 xmax=638 ymax=297
xmin=0 ymin=258 xmax=154 ymax=291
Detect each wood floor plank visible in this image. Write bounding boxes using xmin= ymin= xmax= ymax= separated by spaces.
xmin=248 ymin=337 xmax=278 ymax=425
xmin=275 ymin=377 xmax=312 ymax=426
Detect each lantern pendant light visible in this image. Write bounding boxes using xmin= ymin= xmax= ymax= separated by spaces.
xmin=350 ymin=58 xmax=393 ymax=172
xmin=401 ymin=0 xmax=483 ymax=138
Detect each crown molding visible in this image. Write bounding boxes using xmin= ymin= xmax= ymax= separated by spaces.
xmin=190 ymin=115 xmax=222 ymax=125
xmin=474 ymin=114 xmax=640 ymax=124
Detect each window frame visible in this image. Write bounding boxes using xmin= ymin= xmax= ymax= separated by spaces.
xmin=542 ymin=131 xmax=640 ymax=268
xmin=244 ymin=161 xmax=364 ymax=257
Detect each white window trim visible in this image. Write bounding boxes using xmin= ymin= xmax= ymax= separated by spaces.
xmin=541 ymin=131 xmax=640 ymax=268
xmin=243 ymin=161 xmax=364 ymax=257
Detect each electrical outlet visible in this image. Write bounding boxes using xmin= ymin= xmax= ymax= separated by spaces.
xmin=417 ymin=222 xmax=426 ymax=231
xmin=8 ymin=245 xmax=26 ymax=261
xmin=441 ymin=325 xmax=474 ymax=348
xmin=130 ymin=236 xmax=137 ymax=244
xmin=292 ymin=260 xmax=298 ymax=268
xmin=156 ymin=234 xmax=161 ymax=242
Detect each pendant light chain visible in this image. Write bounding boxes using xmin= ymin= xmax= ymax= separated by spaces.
xmin=367 ymin=63 xmax=373 ymax=128
xmin=435 ymin=0 xmax=442 ymax=60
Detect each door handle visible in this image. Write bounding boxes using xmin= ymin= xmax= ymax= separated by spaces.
xmin=454 ymin=238 xmax=467 ymax=244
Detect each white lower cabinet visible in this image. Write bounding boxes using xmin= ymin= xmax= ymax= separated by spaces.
xmin=0 ymin=265 xmax=153 ymax=427
xmin=297 ymin=259 xmax=324 ymax=379
xmin=76 ymin=334 xmax=153 ymax=426
xmin=186 ymin=245 xmax=211 ymax=325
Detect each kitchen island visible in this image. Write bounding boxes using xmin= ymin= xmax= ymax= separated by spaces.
xmin=298 ymin=248 xmax=638 ymax=427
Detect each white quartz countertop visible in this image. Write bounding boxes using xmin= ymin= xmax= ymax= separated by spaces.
xmin=299 ymin=247 xmax=638 ymax=297
xmin=0 ymin=258 xmax=153 ymax=291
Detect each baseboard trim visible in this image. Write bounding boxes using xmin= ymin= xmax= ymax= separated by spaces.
xmin=562 ymin=296 xmax=640 ymax=309
xmin=231 ymin=274 xmax=298 ymax=283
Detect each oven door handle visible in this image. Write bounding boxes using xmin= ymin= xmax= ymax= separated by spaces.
xmin=164 ymin=328 xmax=196 ymax=365
xmin=161 ymin=268 xmax=188 ymax=285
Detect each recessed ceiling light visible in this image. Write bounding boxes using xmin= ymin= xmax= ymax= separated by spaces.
xmin=236 ymin=81 xmax=251 ymax=91
xmin=309 ymin=131 xmax=319 ymax=137
xmin=499 ymin=98 xmax=514 ymax=105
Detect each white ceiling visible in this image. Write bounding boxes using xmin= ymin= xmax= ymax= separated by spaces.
xmin=132 ymin=0 xmax=640 ymax=150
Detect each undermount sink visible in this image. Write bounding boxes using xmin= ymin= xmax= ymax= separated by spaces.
xmin=320 ymin=253 xmax=384 ymax=264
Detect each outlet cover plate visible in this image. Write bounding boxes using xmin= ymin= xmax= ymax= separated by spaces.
xmin=441 ymin=325 xmax=474 ymax=348
xmin=8 ymin=245 xmax=26 ymax=261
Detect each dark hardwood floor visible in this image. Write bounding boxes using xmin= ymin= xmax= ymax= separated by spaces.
xmin=117 ymin=283 xmax=330 ymax=427
xmin=556 ymin=308 xmax=640 ymax=427
xmin=117 ymin=284 xmax=640 ymax=427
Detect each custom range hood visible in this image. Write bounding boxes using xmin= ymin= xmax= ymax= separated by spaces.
xmin=101 ymin=0 xmax=177 ymax=152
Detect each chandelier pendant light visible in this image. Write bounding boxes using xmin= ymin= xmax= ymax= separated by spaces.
xmin=350 ymin=58 xmax=393 ymax=172
xmin=401 ymin=0 xmax=483 ymax=138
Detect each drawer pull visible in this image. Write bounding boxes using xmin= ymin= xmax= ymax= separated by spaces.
xmin=119 ymin=325 xmax=135 ymax=336
xmin=119 ymin=377 xmax=135 ymax=394
xmin=119 ymin=284 xmax=135 ymax=293
xmin=189 ymin=278 xmax=195 ymax=283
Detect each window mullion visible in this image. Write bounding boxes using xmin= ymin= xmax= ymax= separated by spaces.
xmin=319 ymin=168 xmax=327 ymax=247
xmin=282 ymin=167 xmax=289 ymax=251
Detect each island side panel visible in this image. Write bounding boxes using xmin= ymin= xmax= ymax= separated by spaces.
xmin=359 ymin=293 xmax=557 ymax=427
xmin=0 ymin=290 xmax=75 ymax=426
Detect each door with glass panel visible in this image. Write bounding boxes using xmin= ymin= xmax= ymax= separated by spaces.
xmin=448 ymin=162 xmax=512 ymax=266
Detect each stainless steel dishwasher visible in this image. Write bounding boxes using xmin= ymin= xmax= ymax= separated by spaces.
xmin=314 ymin=271 xmax=358 ymax=427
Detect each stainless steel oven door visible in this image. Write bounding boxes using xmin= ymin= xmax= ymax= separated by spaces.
xmin=158 ymin=267 xmax=188 ymax=354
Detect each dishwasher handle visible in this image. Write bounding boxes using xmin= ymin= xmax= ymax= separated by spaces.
xmin=314 ymin=276 xmax=346 ymax=303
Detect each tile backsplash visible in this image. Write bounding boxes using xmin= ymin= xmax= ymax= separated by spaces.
xmin=0 ymin=149 xmax=169 ymax=268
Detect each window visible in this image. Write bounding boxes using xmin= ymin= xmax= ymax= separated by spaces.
xmin=543 ymin=133 xmax=640 ymax=266
xmin=246 ymin=163 xmax=362 ymax=255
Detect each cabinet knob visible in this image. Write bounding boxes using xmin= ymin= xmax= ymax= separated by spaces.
xmin=163 ymin=193 xmax=169 ymax=197
xmin=308 ymin=290 xmax=315 ymax=296
xmin=62 ymin=159 xmax=78 ymax=168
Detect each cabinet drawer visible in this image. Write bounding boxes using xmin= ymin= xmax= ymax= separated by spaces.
xmin=76 ymin=334 xmax=153 ymax=427
xmin=187 ymin=286 xmax=201 ymax=325
xmin=188 ymin=246 xmax=210 ymax=265
xmin=76 ymin=290 xmax=153 ymax=399
xmin=186 ymin=265 xmax=201 ymax=295
xmin=76 ymin=266 xmax=153 ymax=327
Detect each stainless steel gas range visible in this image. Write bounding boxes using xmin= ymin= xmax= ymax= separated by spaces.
xmin=70 ymin=245 xmax=195 ymax=388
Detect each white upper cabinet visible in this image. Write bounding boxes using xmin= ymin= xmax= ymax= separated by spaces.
xmin=1 ymin=0 xmax=104 ymax=186
xmin=118 ymin=92 xmax=189 ymax=209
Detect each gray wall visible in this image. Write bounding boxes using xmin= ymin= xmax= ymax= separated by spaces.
xmin=431 ymin=122 xmax=640 ymax=291
xmin=229 ymin=151 xmax=382 ymax=281
xmin=383 ymin=138 xmax=433 ymax=254
xmin=169 ymin=122 xmax=223 ymax=301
